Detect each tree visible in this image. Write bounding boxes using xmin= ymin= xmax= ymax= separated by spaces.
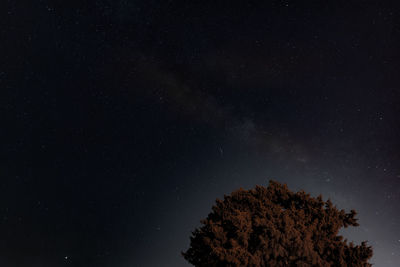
xmin=182 ymin=180 xmax=373 ymax=266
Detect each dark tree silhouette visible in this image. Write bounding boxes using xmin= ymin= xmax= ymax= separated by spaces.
xmin=182 ymin=180 xmax=373 ymax=266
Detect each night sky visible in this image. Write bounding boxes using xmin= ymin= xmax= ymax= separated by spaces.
xmin=2 ymin=1 xmax=400 ymax=266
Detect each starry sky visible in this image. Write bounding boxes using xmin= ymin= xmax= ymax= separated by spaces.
xmin=2 ymin=1 xmax=400 ymax=266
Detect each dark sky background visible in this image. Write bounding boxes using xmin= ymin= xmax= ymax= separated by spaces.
xmin=2 ymin=1 xmax=400 ymax=266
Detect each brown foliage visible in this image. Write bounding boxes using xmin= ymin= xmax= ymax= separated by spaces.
xmin=182 ymin=181 xmax=373 ymax=266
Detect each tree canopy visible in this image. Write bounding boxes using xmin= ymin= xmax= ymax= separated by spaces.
xmin=182 ymin=180 xmax=373 ymax=266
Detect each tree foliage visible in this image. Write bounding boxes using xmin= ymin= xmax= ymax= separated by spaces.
xmin=182 ymin=180 xmax=373 ymax=266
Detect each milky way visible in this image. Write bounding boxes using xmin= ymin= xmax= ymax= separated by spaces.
xmin=2 ymin=1 xmax=400 ymax=266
